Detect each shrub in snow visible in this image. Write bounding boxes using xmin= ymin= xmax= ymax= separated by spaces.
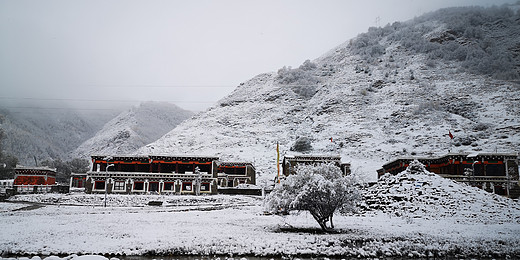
xmin=264 ymin=163 xmax=361 ymax=231
xmin=473 ymin=122 xmax=490 ymax=131
xmin=350 ymin=27 xmax=388 ymax=61
xmin=444 ymin=97 xmax=480 ymax=119
xmin=290 ymin=137 xmax=313 ymax=153
xmin=276 ymin=60 xmax=319 ymax=98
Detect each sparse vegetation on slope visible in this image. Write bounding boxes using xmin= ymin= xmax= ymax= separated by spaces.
xmin=140 ymin=5 xmax=520 ymax=183
xmin=350 ymin=6 xmax=520 ymax=80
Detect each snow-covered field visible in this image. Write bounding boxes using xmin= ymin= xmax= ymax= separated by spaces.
xmin=2 ymin=178 xmax=520 ymax=259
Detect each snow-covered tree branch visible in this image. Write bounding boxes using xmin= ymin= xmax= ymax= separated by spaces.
xmin=264 ymin=163 xmax=361 ymax=231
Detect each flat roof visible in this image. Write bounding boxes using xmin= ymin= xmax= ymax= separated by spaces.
xmin=91 ymin=155 xmax=220 ymax=161
xmin=382 ymin=152 xmax=519 ymax=168
xmin=15 ymin=165 xmax=57 ymax=172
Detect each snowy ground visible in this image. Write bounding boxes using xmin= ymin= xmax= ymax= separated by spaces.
xmin=1 ymin=190 xmax=519 ymax=259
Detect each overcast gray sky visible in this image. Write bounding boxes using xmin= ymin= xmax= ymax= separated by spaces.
xmin=0 ymin=0 xmax=515 ymax=112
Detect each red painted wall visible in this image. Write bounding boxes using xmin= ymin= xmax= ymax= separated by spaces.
xmin=14 ymin=175 xmax=56 ymax=185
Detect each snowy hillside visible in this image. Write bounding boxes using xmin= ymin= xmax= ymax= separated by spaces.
xmin=0 ymin=103 xmax=119 ymax=166
xmin=139 ymin=6 xmax=520 ymax=183
xmin=72 ymin=101 xmax=193 ymax=159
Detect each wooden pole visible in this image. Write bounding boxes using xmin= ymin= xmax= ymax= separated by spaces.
xmin=277 ymin=142 xmax=280 ymax=184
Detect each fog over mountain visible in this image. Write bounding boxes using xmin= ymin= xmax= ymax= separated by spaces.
xmin=72 ymin=101 xmax=193 ymax=159
xmin=138 ymin=5 xmax=520 ymax=182
xmin=0 ymin=101 xmax=192 ymax=166
xmin=0 ymin=100 xmax=121 ymax=166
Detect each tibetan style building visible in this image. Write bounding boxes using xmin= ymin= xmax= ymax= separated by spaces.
xmin=69 ymin=173 xmax=87 ymax=191
xmin=14 ymin=166 xmax=57 ymax=193
xmin=217 ymin=162 xmax=256 ymax=187
xmin=282 ymin=155 xmax=351 ymax=177
xmin=85 ymin=155 xmax=256 ymax=194
xmin=377 ymin=153 xmax=520 ymax=198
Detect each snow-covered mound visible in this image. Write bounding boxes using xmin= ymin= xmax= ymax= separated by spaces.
xmin=72 ymin=101 xmax=193 ymax=158
xmin=363 ymin=160 xmax=520 ymax=224
xmin=139 ymin=6 xmax=520 ymax=184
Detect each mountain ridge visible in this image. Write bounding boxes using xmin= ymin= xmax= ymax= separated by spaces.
xmin=0 ymin=103 xmax=118 ymax=166
xmin=71 ymin=101 xmax=194 ymax=159
xmin=0 ymin=101 xmax=193 ymax=166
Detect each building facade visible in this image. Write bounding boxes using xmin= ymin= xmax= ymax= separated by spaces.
xmin=377 ymin=153 xmax=520 ymax=198
xmin=0 ymin=179 xmax=13 ymax=194
xmin=13 ymin=166 xmax=57 ymax=193
xmin=70 ymin=173 xmax=87 ymax=191
xmin=217 ymin=161 xmax=256 ymax=187
xmin=282 ymin=155 xmax=351 ymax=177
xmin=85 ymin=155 xmax=257 ymax=194
xmin=86 ymin=155 xmax=219 ymax=194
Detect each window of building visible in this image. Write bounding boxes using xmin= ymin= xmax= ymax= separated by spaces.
xmin=160 ymin=163 xmax=175 ymax=173
xmin=94 ymin=181 xmax=105 ymax=190
xmin=198 ymin=164 xmax=211 ymax=173
xmin=164 ymin=182 xmax=175 ymax=191
xmin=487 ymin=164 xmax=505 ymax=176
xmin=136 ymin=164 xmax=149 ymax=172
xmin=149 ymin=182 xmax=159 ymax=192
xmin=114 ymin=181 xmax=125 ymax=191
xmin=134 ymin=182 xmax=145 ymax=191
xmin=178 ymin=164 xmax=193 ymax=174
xmin=200 ymin=183 xmax=210 ymax=191
xmin=221 ymin=167 xmax=246 ymax=175
xmin=182 ymin=182 xmax=192 ymax=191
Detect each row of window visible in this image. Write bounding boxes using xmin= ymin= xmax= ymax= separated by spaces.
xmin=96 ymin=163 xmax=249 ymax=175
xmin=93 ymin=180 xmax=211 ymax=192
xmin=14 ymin=185 xmax=53 ymax=193
xmin=219 ymin=178 xmax=250 ymax=187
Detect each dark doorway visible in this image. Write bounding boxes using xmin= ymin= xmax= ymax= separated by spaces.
xmin=149 ymin=182 xmax=159 ymax=192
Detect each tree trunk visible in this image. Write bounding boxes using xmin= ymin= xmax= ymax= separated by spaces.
xmin=317 ymin=219 xmax=328 ymax=231
xmin=309 ymin=210 xmax=336 ymax=232
xmin=310 ymin=211 xmax=329 ymax=232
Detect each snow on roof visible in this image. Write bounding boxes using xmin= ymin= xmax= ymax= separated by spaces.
xmin=382 ymin=152 xmax=519 ymax=167
xmin=15 ymin=165 xmax=57 ymax=172
xmin=91 ymin=155 xmax=221 ymax=161
xmin=284 ymin=154 xmax=341 ymax=161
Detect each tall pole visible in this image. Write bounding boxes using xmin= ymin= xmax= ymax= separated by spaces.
xmin=276 ymin=142 xmax=280 ymax=184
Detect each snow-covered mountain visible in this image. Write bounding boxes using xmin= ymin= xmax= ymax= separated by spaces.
xmin=72 ymin=101 xmax=193 ymax=159
xmin=0 ymin=103 xmax=120 ymax=166
xmin=139 ymin=6 xmax=520 ymax=183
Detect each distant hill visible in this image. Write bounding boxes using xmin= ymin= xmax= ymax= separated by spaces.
xmin=0 ymin=102 xmax=121 ymax=166
xmin=138 ymin=5 xmax=520 ymax=183
xmin=72 ymin=101 xmax=194 ymax=159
